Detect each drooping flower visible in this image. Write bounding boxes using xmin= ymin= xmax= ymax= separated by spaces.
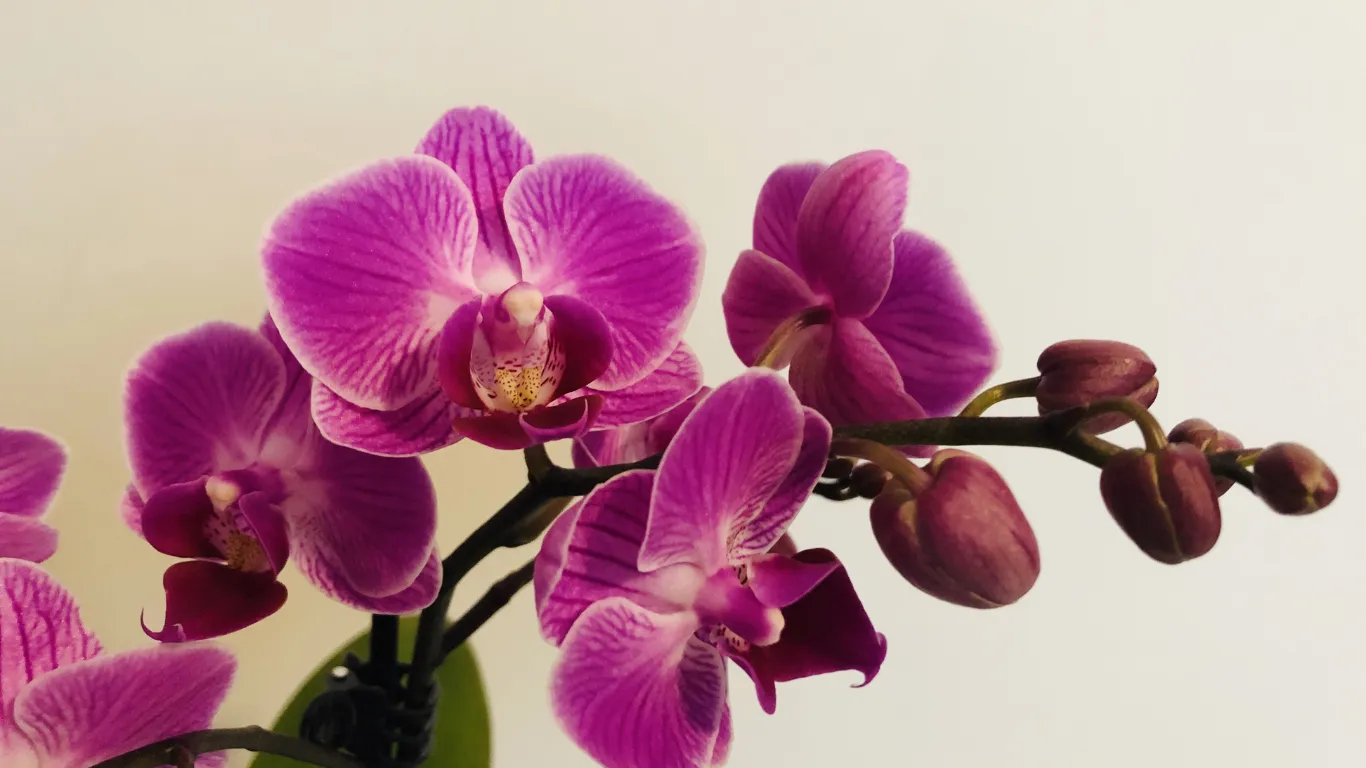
xmin=536 ymin=371 xmax=886 ymax=768
xmin=264 ymin=106 xmax=704 ymax=453
xmin=0 ymin=428 xmax=64 ymax=562
xmin=122 ymin=318 xmax=440 ymax=641
xmin=0 ymin=558 xmax=235 ymax=767
xmin=723 ymin=151 xmax=997 ymax=428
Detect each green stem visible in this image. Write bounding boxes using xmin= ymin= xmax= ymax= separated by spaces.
xmin=753 ymin=306 xmax=833 ymax=369
xmin=829 ymin=438 xmax=932 ymax=494
xmin=832 ymin=414 xmax=1123 ymax=469
xmin=957 ymin=376 xmax=1041 ymax=418
xmin=92 ymin=726 xmax=363 ymax=768
xmin=1080 ymin=397 xmax=1167 ymax=452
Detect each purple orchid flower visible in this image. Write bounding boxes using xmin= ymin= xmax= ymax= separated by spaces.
xmin=536 ymin=371 xmax=886 ymax=768
xmin=723 ymin=151 xmax=998 ymax=429
xmin=263 ymin=106 xmax=704 ymax=453
xmin=0 ymin=428 xmax=64 ymax=563
xmin=122 ymin=318 xmax=440 ymax=642
xmin=571 ymin=384 xmax=710 ymax=467
xmin=0 ymin=558 xmax=235 ymax=767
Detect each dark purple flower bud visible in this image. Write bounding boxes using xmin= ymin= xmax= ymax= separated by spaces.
xmin=869 ymin=450 xmax=1039 ymax=609
xmin=1036 ymin=340 xmax=1158 ymax=434
xmin=1253 ymin=443 xmax=1339 ymax=516
xmin=1099 ymin=444 xmax=1221 ymax=564
xmin=850 ymin=462 xmax=892 ymax=499
xmin=1167 ymin=418 xmax=1244 ymax=495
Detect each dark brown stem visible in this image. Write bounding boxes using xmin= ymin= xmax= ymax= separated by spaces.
xmin=92 ymin=726 xmax=363 ymax=768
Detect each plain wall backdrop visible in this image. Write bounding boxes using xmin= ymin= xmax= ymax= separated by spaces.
xmin=2 ymin=2 xmax=1363 ymax=766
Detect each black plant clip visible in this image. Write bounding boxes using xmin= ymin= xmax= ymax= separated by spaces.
xmin=299 ymin=653 xmax=437 ymax=767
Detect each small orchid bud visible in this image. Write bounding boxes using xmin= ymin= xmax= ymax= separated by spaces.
xmin=1036 ymin=340 xmax=1158 ymax=433
xmin=850 ymin=462 xmax=892 ymax=499
xmin=869 ymin=450 xmax=1039 ymax=609
xmin=1167 ymin=418 xmax=1244 ymax=495
xmin=1253 ymin=443 xmax=1338 ymax=516
xmin=1099 ymin=444 xmax=1221 ymax=564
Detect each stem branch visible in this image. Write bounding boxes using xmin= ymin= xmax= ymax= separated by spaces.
xmin=93 ymin=726 xmax=363 ymax=768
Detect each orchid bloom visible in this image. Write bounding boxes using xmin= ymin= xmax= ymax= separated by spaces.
xmin=263 ymin=106 xmax=704 ymax=453
xmin=572 ymin=384 xmax=710 ymax=467
xmin=535 ymin=371 xmax=886 ymax=768
xmin=122 ymin=319 xmax=440 ymax=641
xmin=0 ymin=428 xmax=64 ymax=562
xmin=0 ymin=558 xmax=234 ymax=767
xmin=723 ymin=150 xmax=997 ymax=429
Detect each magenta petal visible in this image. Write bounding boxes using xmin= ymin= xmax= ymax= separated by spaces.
xmin=644 ymin=371 xmax=805 ymax=572
xmin=860 ymin=231 xmax=998 ymax=416
xmin=144 ymin=560 xmax=287 ymax=642
xmin=0 ymin=427 xmax=66 ymax=518
xmin=258 ymin=314 xmax=318 ymax=446
xmin=789 ymin=319 xmax=930 ymax=434
xmin=140 ymin=479 xmax=219 ymax=560
xmin=589 ymin=342 xmax=704 ymax=429
xmin=237 ymin=492 xmax=289 ymax=575
xmin=507 ymin=155 xmax=702 ymax=390
xmin=745 ymin=552 xmax=839 ymax=609
xmin=435 ymin=298 xmax=487 ymax=410
xmin=416 ymin=106 xmax=534 ymax=294
xmin=535 ymin=471 xmax=655 ymax=644
xmin=124 ymin=323 xmax=286 ymax=494
xmin=729 ymin=408 xmax=832 ymax=561
xmin=263 ymin=155 xmax=481 ymax=410
xmin=0 ymin=560 xmax=102 ymax=715
xmin=520 ymin=396 xmax=603 ymax=444
xmin=753 ymin=162 xmax=826 ymax=275
xmin=15 ymin=643 xmax=234 ymax=767
xmin=449 ymin=411 xmax=532 ymax=450
xmin=120 ymin=485 xmax=145 ymax=536
xmin=312 ymin=382 xmax=463 ymax=457
xmin=710 ymin=705 xmax=732 ymax=767
xmin=284 ymin=444 xmax=437 ymax=599
xmin=722 ymin=249 xmax=823 ymax=367
xmin=0 ymin=516 xmax=59 ymax=562
xmin=299 ymin=549 xmax=440 ymax=613
xmin=746 ymin=549 xmax=886 ymax=701
xmin=544 ymin=294 xmax=613 ymax=398
xmin=795 ymin=151 xmax=907 ymax=318
xmin=551 ymin=597 xmax=725 ymax=768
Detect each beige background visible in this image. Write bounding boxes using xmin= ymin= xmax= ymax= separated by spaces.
xmin=3 ymin=2 xmax=1364 ymax=766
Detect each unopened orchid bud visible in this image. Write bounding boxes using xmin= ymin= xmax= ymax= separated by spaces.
xmin=869 ymin=450 xmax=1039 ymax=609
xmin=1099 ymin=445 xmax=1221 ymax=564
xmin=823 ymin=457 xmax=856 ymax=480
xmin=1036 ymin=340 xmax=1158 ymax=433
xmin=1253 ymin=443 xmax=1338 ymax=516
xmin=850 ymin=462 xmax=891 ymax=499
xmin=1168 ymin=418 xmax=1244 ymax=495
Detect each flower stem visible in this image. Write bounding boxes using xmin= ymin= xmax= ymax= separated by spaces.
xmin=92 ymin=726 xmax=363 ymax=768
xmin=438 ymin=559 xmax=536 ymax=663
xmin=753 ymin=306 xmax=832 ymax=369
xmin=957 ymin=376 xmax=1041 ymax=418
xmin=1079 ymin=397 xmax=1167 ymax=452
xmin=369 ymin=614 xmax=400 ymax=695
xmin=829 ymin=438 xmax=932 ymax=494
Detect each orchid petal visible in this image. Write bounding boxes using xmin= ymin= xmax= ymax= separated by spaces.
xmin=435 ymin=299 xmax=487 ymax=410
xmin=119 ymin=485 xmax=144 ymax=536
xmin=544 ymin=295 xmax=613 ymax=399
xmin=236 ymin=492 xmax=290 ymax=575
xmin=257 ymin=314 xmax=317 ymax=446
xmin=312 ymin=383 xmax=463 ymax=458
xmin=520 ymin=396 xmax=603 ymax=444
xmin=283 ymin=443 xmax=437 ymax=598
xmin=0 ymin=517 xmax=59 ymax=563
xmin=643 ymin=371 xmax=804 ymax=572
xmin=589 ymin=342 xmax=704 ymax=429
xmin=753 ymin=162 xmax=826 ymax=275
xmin=124 ymin=323 xmax=285 ymax=495
xmin=139 ymin=479 xmax=218 ymax=560
xmin=573 ymin=383 xmax=705 ymax=468
xmin=795 ymin=151 xmax=907 ymax=317
xmin=551 ymin=597 xmax=725 ymax=768
xmin=143 ymin=561 xmax=287 ymax=642
xmin=721 ymin=249 xmax=822 ymax=367
xmin=448 ymin=411 xmax=533 ymax=450
xmin=745 ymin=552 xmax=839 ymax=609
xmin=416 ymin=106 xmax=533 ymax=294
xmin=263 ymin=155 xmax=480 ymax=410
xmin=739 ymin=549 xmax=886 ymax=714
xmin=0 ymin=560 xmax=102 ymax=720
xmin=507 ymin=155 xmax=702 ymax=390
xmin=727 ymin=408 xmax=831 ymax=562
xmin=788 ymin=320 xmax=930 ymax=440
xmin=860 ymin=231 xmax=997 ymax=416
xmin=535 ymin=471 xmax=658 ymax=644
xmin=298 ymin=549 xmax=440 ymax=614
xmin=0 ymin=428 xmax=65 ymax=518
xmin=709 ymin=705 xmax=732 ymax=767
xmin=15 ymin=643 xmax=233 ymax=768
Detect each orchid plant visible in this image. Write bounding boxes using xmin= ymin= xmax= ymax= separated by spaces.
xmin=0 ymin=106 xmax=1340 ymax=768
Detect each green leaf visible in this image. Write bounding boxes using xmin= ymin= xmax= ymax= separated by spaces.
xmin=249 ymin=617 xmax=490 ymax=768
